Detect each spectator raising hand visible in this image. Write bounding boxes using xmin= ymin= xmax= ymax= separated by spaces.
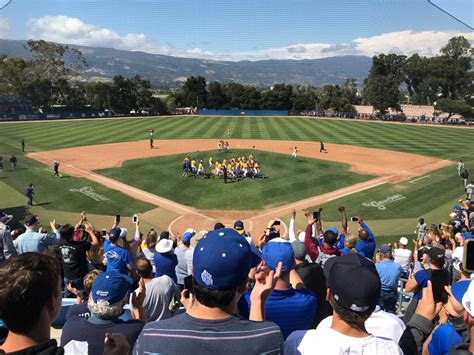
xmin=249 ymin=261 xmax=282 ymax=321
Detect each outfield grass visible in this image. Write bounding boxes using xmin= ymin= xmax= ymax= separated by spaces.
xmin=1 ymin=116 xmax=473 ymax=159
xmin=0 ymin=116 xmax=473 ymax=232
xmin=97 ymin=149 xmax=374 ymax=210
xmin=0 ymin=137 xmax=155 ymax=224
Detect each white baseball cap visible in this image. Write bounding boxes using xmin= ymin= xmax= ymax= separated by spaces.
xmin=462 ymin=281 xmax=474 ymax=317
xmin=399 ymin=237 xmax=408 ymax=246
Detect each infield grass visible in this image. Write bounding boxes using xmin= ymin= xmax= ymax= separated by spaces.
xmin=97 ymin=149 xmax=374 ymax=210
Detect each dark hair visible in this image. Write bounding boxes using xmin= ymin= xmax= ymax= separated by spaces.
xmin=136 ymin=258 xmax=153 ymax=279
xmin=329 ymin=294 xmax=373 ymax=330
xmin=192 ymin=278 xmax=236 ymax=308
xmin=324 ymin=230 xmax=338 ymax=246
xmin=60 ymin=224 xmax=75 ymax=242
xmin=0 ymin=253 xmax=61 ymax=333
xmin=428 ymin=256 xmax=445 ymax=269
xmin=214 ymin=222 xmax=225 ymax=230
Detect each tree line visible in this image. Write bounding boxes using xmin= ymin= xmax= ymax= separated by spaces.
xmin=0 ymin=37 xmax=472 ymax=117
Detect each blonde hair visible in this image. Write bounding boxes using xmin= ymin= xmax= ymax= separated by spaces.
xmin=344 ymin=235 xmax=358 ymax=253
xmin=144 ymin=230 xmax=158 ymax=249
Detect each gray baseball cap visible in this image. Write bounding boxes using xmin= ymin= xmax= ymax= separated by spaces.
xmin=291 ymin=241 xmax=307 ymax=260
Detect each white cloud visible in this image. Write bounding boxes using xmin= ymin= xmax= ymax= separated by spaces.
xmin=27 ymin=16 xmax=166 ymax=54
xmin=353 ymin=30 xmax=474 ymax=57
xmin=0 ymin=17 xmax=10 ymax=38
xmin=26 ymin=16 xmax=474 ymax=61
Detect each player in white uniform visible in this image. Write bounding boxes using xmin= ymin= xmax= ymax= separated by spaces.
xmin=415 ymin=217 xmax=427 ymax=242
xmin=466 ymin=181 xmax=474 ymax=200
xmin=291 ymin=147 xmax=299 ymax=159
xmin=457 ymin=160 xmax=464 ymax=176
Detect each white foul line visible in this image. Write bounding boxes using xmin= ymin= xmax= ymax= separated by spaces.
xmin=409 ymin=175 xmax=431 ymax=184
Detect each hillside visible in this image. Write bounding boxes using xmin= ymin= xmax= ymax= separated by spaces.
xmin=0 ymin=39 xmax=372 ymax=87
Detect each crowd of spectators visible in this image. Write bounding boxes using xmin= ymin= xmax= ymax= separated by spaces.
xmin=0 ymin=195 xmax=473 ymax=354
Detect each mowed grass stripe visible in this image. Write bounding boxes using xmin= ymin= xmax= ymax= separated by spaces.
xmin=2 ymin=117 xmax=473 ymax=158
xmin=260 ymin=117 xmax=283 ymax=140
xmin=205 ymin=116 xmax=231 ymax=139
xmin=285 ymin=117 xmax=317 ymax=141
xmin=164 ymin=116 xmax=205 ymax=138
xmin=278 ymin=117 xmax=306 ymax=141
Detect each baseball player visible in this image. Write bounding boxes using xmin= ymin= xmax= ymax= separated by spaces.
xmin=320 ymin=141 xmax=327 ymax=153
xmin=149 ymin=129 xmax=154 ymax=149
xmin=291 ymin=147 xmax=299 ymax=159
xmin=21 ymin=139 xmax=25 ymax=152
xmin=461 ymin=169 xmax=469 ymax=187
xmin=26 ymin=183 xmax=34 ymax=206
xmin=10 ymin=155 xmax=17 ymax=171
xmin=457 ymin=160 xmax=464 ymax=176
xmin=0 ymin=156 xmax=3 ymax=172
xmin=53 ymin=161 xmax=60 ymax=177
xmin=415 ymin=217 xmax=427 ymax=242
xmin=466 ymin=181 xmax=474 ymax=200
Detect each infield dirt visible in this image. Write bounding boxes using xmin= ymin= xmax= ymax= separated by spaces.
xmin=28 ymin=139 xmax=452 ymax=237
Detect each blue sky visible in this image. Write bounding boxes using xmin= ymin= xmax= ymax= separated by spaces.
xmin=0 ymin=0 xmax=472 ymax=60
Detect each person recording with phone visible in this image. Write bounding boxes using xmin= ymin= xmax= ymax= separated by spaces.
xmin=404 ymin=247 xmax=447 ymax=323
xmin=353 ymin=216 xmax=377 ymax=260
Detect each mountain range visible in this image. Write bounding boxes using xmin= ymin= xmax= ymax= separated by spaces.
xmin=0 ymin=39 xmax=372 ymax=88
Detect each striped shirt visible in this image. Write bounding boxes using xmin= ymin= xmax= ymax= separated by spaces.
xmin=133 ymin=313 xmax=282 ymax=354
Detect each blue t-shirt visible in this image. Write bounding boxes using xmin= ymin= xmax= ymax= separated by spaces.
xmin=240 ymin=287 xmax=317 ymax=340
xmin=376 ymin=260 xmax=402 ymax=291
xmin=355 ymin=223 xmax=376 ymax=259
xmin=340 ymin=247 xmax=365 ymax=257
xmin=153 ymin=252 xmax=178 ymax=283
xmin=413 ymin=269 xmax=432 ymax=299
xmin=334 ymin=234 xmax=345 ymax=251
xmin=104 ymin=244 xmax=131 ymax=275
xmin=428 ymin=323 xmax=463 ymax=355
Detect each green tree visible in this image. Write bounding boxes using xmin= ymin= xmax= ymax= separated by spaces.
xmin=437 ymin=36 xmax=472 ymax=100
xmin=261 ymin=84 xmax=294 ymax=110
xmin=435 ymin=99 xmax=473 ymax=119
xmin=0 ymin=56 xmax=30 ymax=100
xmin=364 ymin=54 xmax=406 ymax=113
xmin=207 ymin=81 xmax=228 ymax=108
xmin=182 ymin=76 xmax=207 ymax=107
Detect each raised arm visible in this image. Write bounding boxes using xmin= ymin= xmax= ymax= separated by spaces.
xmin=288 ymin=209 xmax=296 ymax=242
xmin=359 ymin=217 xmax=375 ymax=242
xmin=85 ymin=223 xmax=99 ymax=246
xmin=304 ymin=214 xmax=319 ymax=262
xmin=339 ymin=206 xmax=348 ymax=235
xmin=315 ymin=208 xmax=323 ymax=236
xmin=249 ymin=261 xmax=282 ymax=322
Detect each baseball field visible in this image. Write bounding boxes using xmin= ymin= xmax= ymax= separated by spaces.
xmin=0 ymin=116 xmax=473 ymax=245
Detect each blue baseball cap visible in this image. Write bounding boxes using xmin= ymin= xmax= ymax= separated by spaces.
xmin=91 ymin=271 xmax=133 ymax=304
xmin=182 ymin=230 xmax=195 ymax=243
xmin=453 ymin=205 xmax=462 ymax=211
xmin=193 ymin=228 xmax=261 ymax=290
xmin=378 ymin=244 xmax=392 ymax=255
xmin=263 ymin=238 xmax=296 ymax=272
xmin=327 ymin=227 xmax=339 ymax=237
xmin=452 ymin=279 xmax=471 ymax=304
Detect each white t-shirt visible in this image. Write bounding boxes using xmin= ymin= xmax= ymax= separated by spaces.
xmin=317 ymin=307 xmax=406 ymax=343
xmin=393 ymin=248 xmax=412 ymax=273
xmin=452 ymin=246 xmax=464 ymax=271
xmin=284 ymin=327 xmax=402 ymax=355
